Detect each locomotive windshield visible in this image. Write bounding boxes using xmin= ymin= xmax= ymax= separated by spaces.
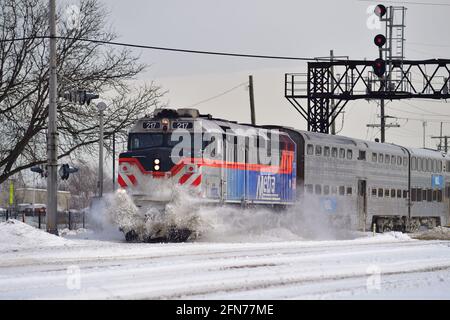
xmin=129 ymin=133 xmax=163 ymax=150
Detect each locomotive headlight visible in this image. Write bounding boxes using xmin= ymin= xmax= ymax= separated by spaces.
xmin=154 ymin=164 xmax=160 ymax=171
xmin=154 ymin=158 xmax=160 ymax=165
xmin=161 ymin=118 xmax=169 ymax=125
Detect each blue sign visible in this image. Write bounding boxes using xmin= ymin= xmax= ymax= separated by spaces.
xmin=320 ymin=197 xmax=337 ymax=213
xmin=431 ymin=175 xmax=444 ymax=190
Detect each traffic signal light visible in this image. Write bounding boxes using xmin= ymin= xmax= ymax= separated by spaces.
xmin=374 ymin=34 xmax=386 ymax=48
xmin=59 ymin=164 xmax=79 ymax=180
xmin=30 ymin=165 xmax=48 ymax=178
xmin=61 ymin=90 xmax=99 ymax=105
xmin=373 ymin=58 xmax=386 ymax=78
xmin=374 ymin=4 xmax=387 ymax=18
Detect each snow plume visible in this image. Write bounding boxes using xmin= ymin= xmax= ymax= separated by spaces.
xmin=195 ymin=195 xmax=355 ymax=242
xmin=91 ymin=186 xmax=356 ymax=242
xmin=88 ymin=186 xmax=205 ymax=242
xmin=87 ymin=190 xmax=138 ymax=241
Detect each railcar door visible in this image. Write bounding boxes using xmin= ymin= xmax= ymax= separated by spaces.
xmin=224 ymin=134 xmax=245 ymax=202
xmin=446 ymin=182 xmax=450 ymax=225
xmin=357 ymin=180 xmax=367 ymax=231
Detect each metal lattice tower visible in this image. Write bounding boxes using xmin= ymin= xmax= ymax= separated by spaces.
xmin=384 ymin=6 xmax=407 ymax=91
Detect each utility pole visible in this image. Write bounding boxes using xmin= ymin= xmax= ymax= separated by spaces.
xmin=330 ymin=50 xmax=336 ymax=135
xmin=431 ymin=135 xmax=450 ymax=153
xmin=112 ymin=132 xmax=116 ymax=191
xmin=366 ymin=114 xmax=399 ymax=138
xmin=248 ymin=75 xmax=256 ymax=125
xmin=380 ymin=99 xmax=385 ymax=143
xmin=97 ymin=102 xmax=107 ymax=197
xmin=47 ymin=0 xmax=58 ymax=235
xmin=422 ymin=121 xmax=427 ymax=148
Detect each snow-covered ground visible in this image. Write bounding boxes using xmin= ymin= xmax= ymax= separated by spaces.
xmin=1 ymin=219 xmax=450 ymax=299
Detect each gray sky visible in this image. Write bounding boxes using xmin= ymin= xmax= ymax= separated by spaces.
xmin=98 ymin=0 xmax=450 ymax=150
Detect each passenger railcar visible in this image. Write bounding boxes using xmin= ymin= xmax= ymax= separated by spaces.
xmin=268 ymin=126 xmax=449 ymax=232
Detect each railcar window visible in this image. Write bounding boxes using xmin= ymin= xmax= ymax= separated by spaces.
xmin=339 ymin=148 xmax=345 ymax=159
xmin=418 ymin=158 xmax=422 ymax=171
xmin=358 ymin=150 xmax=366 ymax=160
xmin=427 ymin=189 xmax=432 ymax=202
xmin=385 ymin=154 xmax=390 ymax=164
xmin=332 ymin=147 xmax=338 ymax=158
xmin=422 ymin=189 xmax=427 ymax=201
xmin=391 ymin=155 xmax=395 ymax=165
xmin=324 ymin=146 xmax=330 ymax=157
xmin=315 ymin=184 xmax=322 ymax=195
xmin=385 ymin=189 xmax=390 ymax=197
xmin=427 ymin=159 xmax=432 ymax=172
xmin=315 ymin=145 xmax=322 ymax=156
xmin=305 ymin=184 xmax=313 ymax=194
xmin=438 ymin=161 xmax=442 ymax=172
xmin=372 ymin=153 xmax=377 ymax=162
xmin=378 ymin=188 xmax=383 ymax=197
xmin=347 ymin=149 xmax=353 ymax=160
xmin=438 ymin=190 xmax=443 ymax=202
xmin=331 ymin=186 xmax=337 ymax=194
xmin=403 ymin=190 xmax=408 ymax=198
xmin=432 ymin=160 xmax=437 ymax=172
xmin=397 ymin=189 xmax=401 ymax=198
xmin=379 ymin=154 xmax=384 ymax=163
xmin=412 ymin=157 xmax=417 ymax=171
xmin=403 ymin=157 xmax=407 ymax=167
xmin=433 ymin=190 xmax=437 ymax=202
xmin=339 ymin=186 xmax=345 ymax=196
xmin=324 ymin=185 xmax=330 ymax=195
xmin=397 ymin=156 xmax=402 ymax=166
xmin=372 ymin=188 xmax=377 ymax=197
xmin=346 ymin=187 xmax=352 ymax=195
xmin=411 ymin=188 xmax=417 ymax=202
xmin=391 ymin=189 xmax=396 ymax=198
xmin=417 ymin=188 xmax=422 ymax=201
xmin=307 ymin=144 xmax=314 ymax=155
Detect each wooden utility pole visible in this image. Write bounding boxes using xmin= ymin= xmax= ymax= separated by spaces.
xmin=431 ymin=135 xmax=450 ymax=153
xmin=249 ymin=75 xmax=256 ymax=125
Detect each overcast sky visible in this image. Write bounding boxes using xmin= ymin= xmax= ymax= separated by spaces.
xmin=78 ymin=0 xmax=450 ymax=150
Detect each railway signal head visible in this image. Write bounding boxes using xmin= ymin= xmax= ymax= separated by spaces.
xmin=374 ymin=34 xmax=386 ymax=48
xmin=30 ymin=165 xmax=47 ymax=178
xmin=373 ymin=58 xmax=386 ymax=78
xmin=60 ymin=90 xmax=99 ymax=106
xmin=374 ymin=4 xmax=387 ymax=18
xmin=59 ymin=164 xmax=79 ymax=180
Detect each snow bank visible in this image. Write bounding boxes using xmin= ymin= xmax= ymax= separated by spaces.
xmin=411 ymin=226 xmax=450 ymax=240
xmin=0 ymin=220 xmax=69 ymax=249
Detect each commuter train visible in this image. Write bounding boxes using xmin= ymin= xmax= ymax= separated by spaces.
xmin=118 ymin=108 xmax=450 ymax=240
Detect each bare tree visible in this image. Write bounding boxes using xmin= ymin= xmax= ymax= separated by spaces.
xmin=61 ymin=159 xmax=110 ymax=209
xmin=0 ymin=0 xmax=165 ymax=185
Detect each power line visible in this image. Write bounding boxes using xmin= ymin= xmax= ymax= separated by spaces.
xmin=0 ymin=36 xmax=347 ymax=62
xmin=399 ymin=101 xmax=450 ymax=116
xmin=409 ymin=41 xmax=450 ymax=48
xmin=185 ymin=82 xmax=248 ymax=108
xmin=358 ymin=0 xmax=450 ymax=7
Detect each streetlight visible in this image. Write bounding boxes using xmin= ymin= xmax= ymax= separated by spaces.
xmin=97 ymin=102 xmax=107 ymax=197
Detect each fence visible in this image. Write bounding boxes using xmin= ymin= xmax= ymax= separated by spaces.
xmin=0 ymin=209 xmax=86 ymax=231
